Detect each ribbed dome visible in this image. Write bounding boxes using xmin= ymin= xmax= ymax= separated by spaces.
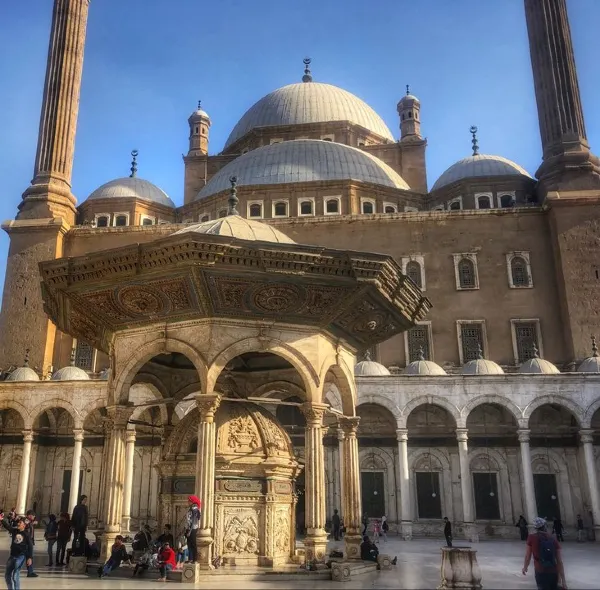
xmin=86 ymin=177 xmax=175 ymax=208
xmin=224 ymin=82 xmax=394 ymax=150
xmin=6 ymin=366 xmax=40 ymax=382
xmin=52 ymin=366 xmax=90 ymax=381
xmin=431 ymin=154 xmax=533 ymax=191
xmin=354 ymin=351 xmax=391 ymax=377
xmin=174 ymin=215 xmax=295 ymax=244
xmin=462 ymin=358 xmax=504 ymax=375
xmin=404 ymin=359 xmax=447 ymax=376
xmin=578 ymin=337 xmax=600 ymax=373
xmin=518 ymin=357 xmax=560 ymax=375
xmin=197 ymin=140 xmax=409 ymax=200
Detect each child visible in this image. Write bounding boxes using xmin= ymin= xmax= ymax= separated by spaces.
xmin=44 ymin=514 xmax=58 ymax=566
xmin=373 ymin=519 xmax=381 ymax=544
xmin=381 ymin=515 xmax=389 ymax=543
xmin=98 ymin=535 xmax=129 ymax=578
xmin=157 ymin=542 xmax=176 ymax=582
xmin=1 ymin=513 xmax=33 ymax=590
xmin=176 ymin=533 xmax=188 ymax=568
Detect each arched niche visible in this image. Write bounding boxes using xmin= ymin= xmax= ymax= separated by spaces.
xmin=466 ymin=403 xmax=519 ymax=437
xmin=356 ymin=403 xmax=397 ymax=439
xmin=528 ymin=404 xmax=580 ymax=439
xmin=406 ymin=404 xmax=457 ymax=438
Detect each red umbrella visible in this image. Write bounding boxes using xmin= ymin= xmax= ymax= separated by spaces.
xmin=188 ymin=495 xmax=201 ymax=507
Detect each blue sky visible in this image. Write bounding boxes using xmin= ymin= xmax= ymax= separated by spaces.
xmin=0 ymin=0 xmax=599 ymax=301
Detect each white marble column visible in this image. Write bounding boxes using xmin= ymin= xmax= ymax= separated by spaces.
xmin=340 ymin=416 xmax=362 ymax=560
xmin=518 ymin=429 xmax=537 ymax=525
xmin=68 ymin=429 xmax=84 ymax=514
xmin=456 ymin=429 xmax=478 ymax=542
xmin=396 ymin=428 xmax=413 ymax=540
xmin=121 ymin=429 xmax=136 ymax=532
xmin=337 ymin=429 xmax=345 ymax=516
xmin=16 ymin=430 xmax=34 ymax=515
xmin=580 ymin=429 xmax=600 ymax=531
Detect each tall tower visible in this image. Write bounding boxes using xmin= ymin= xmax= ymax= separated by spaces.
xmin=525 ymin=0 xmax=600 ymax=193
xmin=396 ymin=86 xmax=422 ymax=142
xmin=188 ymin=101 xmax=211 ymax=156
xmin=0 ymin=0 xmax=90 ymax=372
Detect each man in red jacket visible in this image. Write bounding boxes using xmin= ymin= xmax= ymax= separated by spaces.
xmin=157 ymin=542 xmax=176 ymax=582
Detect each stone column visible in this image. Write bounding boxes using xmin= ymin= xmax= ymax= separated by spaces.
xmin=340 ymin=416 xmax=362 ymax=560
xmin=99 ymin=406 xmax=130 ymax=561
xmin=300 ymin=402 xmax=328 ymax=563
xmin=456 ymin=429 xmax=478 ymax=542
xmin=121 ymin=429 xmax=136 ymax=532
xmin=337 ymin=429 xmax=345 ymax=517
xmin=396 ymin=428 xmax=413 ymax=540
xmin=518 ymin=429 xmax=538 ymax=525
xmin=195 ymin=393 xmax=221 ymax=569
xmin=16 ymin=430 xmax=34 ymax=515
xmin=68 ymin=428 xmax=84 ymax=514
xmin=580 ymin=429 xmax=600 ymax=532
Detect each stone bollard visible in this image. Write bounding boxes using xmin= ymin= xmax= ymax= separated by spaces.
xmin=68 ymin=555 xmax=87 ymax=574
xmin=438 ymin=547 xmax=482 ymax=590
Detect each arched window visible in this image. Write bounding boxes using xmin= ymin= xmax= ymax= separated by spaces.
xmin=362 ymin=201 xmax=374 ymax=214
xmin=449 ymin=200 xmax=461 ymax=210
xmin=326 ymin=199 xmax=339 ymax=214
xmin=500 ymin=194 xmax=515 ymax=208
xmin=249 ymin=203 xmax=262 ymax=218
xmin=384 ymin=205 xmax=397 ymax=213
xmin=274 ymin=202 xmax=288 ymax=217
xmin=477 ymin=196 xmax=491 ymax=209
xmin=200 ymin=215 xmax=210 ymax=222
xmin=141 ymin=217 xmax=153 ymax=226
xmin=406 ymin=261 xmax=422 ymax=288
xmin=218 ymin=209 xmax=227 ymax=218
xmin=300 ymin=200 xmax=313 ymax=215
xmin=458 ymin=258 xmax=476 ymax=289
xmin=96 ymin=216 xmax=109 ymax=228
xmin=194 ymin=126 xmax=199 ymax=134
xmin=115 ymin=215 xmax=128 ymax=227
xmin=510 ymin=256 xmax=529 ymax=287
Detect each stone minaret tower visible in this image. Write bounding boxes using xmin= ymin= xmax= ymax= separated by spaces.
xmin=0 ymin=0 xmax=90 ymax=372
xmin=397 ymin=86 xmax=422 ymax=142
xmin=188 ymin=101 xmax=211 ymax=156
xmin=525 ymin=0 xmax=600 ymax=193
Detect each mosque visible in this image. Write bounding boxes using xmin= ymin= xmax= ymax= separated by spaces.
xmin=0 ymin=0 xmax=599 ymax=569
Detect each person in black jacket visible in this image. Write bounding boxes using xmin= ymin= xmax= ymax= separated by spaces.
xmin=71 ymin=495 xmax=88 ymax=556
xmin=1 ymin=514 xmax=33 ymax=590
xmin=360 ymin=535 xmax=379 ymax=562
xmin=25 ymin=510 xmax=38 ymax=577
xmin=443 ymin=517 xmax=453 ymax=547
xmin=98 ymin=535 xmax=130 ymax=578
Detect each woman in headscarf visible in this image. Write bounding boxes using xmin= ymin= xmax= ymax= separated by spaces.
xmin=185 ymin=496 xmax=201 ymax=563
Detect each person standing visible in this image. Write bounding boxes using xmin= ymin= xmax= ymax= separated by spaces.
xmin=44 ymin=514 xmax=58 ymax=567
xmin=25 ymin=510 xmax=38 ymax=578
xmin=56 ymin=513 xmax=71 ymax=566
xmin=516 ymin=515 xmax=528 ymax=541
xmin=576 ymin=514 xmax=585 ymax=543
xmin=1 ymin=514 xmax=33 ymax=590
xmin=443 ymin=517 xmax=452 ymax=547
xmin=373 ymin=519 xmax=381 ymax=544
xmin=332 ymin=509 xmax=341 ymax=541
xmin=71 ymin=495 xmax=88 ymax=556
xmin=381 ymin=515 xmax=389 ymax=543
xmin=361 ymin=512 xmax=369 ymax=536
xmin=552 ymin=518 xmax=564 ymax=542
xmin=185 ymin=495 xmax=201 ymax=563
xmin=522 ymin=516 xmax=567 ymax=590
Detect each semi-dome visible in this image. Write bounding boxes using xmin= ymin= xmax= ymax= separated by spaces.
xmin=174 ymin=215 xmax=295 ymax=244
xmin=578 ymin=337 xmax=600 ymax=373
xmin=224 ymin=82 xmax=394 ymax=150
xmin=6 ymin=366 xmax=40 ymax=382
xmin=85 ymin=177 xmax=175 ymax=208
xmin=197 ymin=139 xmax=410 ymax=200
xmin=431 ymin=154 xmax=533 ymax=191
xmin=355 ymin=351 xmax=391 ymax=377
xmin=462 ymin=358 xmax=504 ymax=375
xmin=404 ymin=349 xmax=446 ymax=376
xmin=518 ymin=347 xmax=559 ymax=374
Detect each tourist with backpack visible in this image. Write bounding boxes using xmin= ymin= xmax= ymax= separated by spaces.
xmin=522 ymin=516 xmax=567 ymax=590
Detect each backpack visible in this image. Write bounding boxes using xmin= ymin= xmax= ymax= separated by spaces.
xmin=538 ymin=533 xmax=557 ymax=568
xmin=382 ymin=521 xmax=389 ymax=532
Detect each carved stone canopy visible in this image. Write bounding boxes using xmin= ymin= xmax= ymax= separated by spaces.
xmin=39 ymin=230 xmax=431 ymax=352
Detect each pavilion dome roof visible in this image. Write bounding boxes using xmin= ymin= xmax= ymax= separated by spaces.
xmin=354 ymin=352 xmax=391 ymax=377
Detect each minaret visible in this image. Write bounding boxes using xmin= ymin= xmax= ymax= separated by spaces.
xmin=188 ymin=100 xmax=211 ymax=156
xmin=396 ymin=85 xmax=422 ymax=142
xmin=0 ymin=0 xmax=90 ymax=372
xmin=525 ymin=0 xmax=600 ymax=193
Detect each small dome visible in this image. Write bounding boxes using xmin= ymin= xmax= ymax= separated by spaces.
xmin=6 ymin=366 xmax=40 ymax=382
xmin=354 ymin=351 xmax=391 ymax=377
xmin=85 ymin=177 xmax=175 ymax=208
xmin=577 ymin=336 xmax=600 ymax=373
xmin=190 ymin=102 xmax=210 ymax=122
xmin=52 ymin=365 xmax=90 ymax=381
xmin=174 ymin=215 xmax=295 ymax=244
xmin=462 ymin=358 xmax=504 ymax=375
xmin=432 ymin=154 xmax=533 ymax=191
xmin=404 ymin=347 xmax=446 ymax=376
xmin=518 ymin=347 xmax=560 ymax=375
xmin=196 ymin=139 xmax=410 ymax=200
xmin=225 ymin=82 xmax=394 ymax=150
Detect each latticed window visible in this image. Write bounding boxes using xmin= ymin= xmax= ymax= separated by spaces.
xmin=477 ymin=196 xmax=491 ymax=209
xmin=511 ymin=256 xmax=529 ymax=287
xmin=300 ymin=201 xmax=313 ymax=215
xmin=515 ymin=322 xmax=538 ymax=362
xmin=406 ymin=261 xmax=422 ymax=288
xmin=274 ymin=202 xmax=287 ymax=217
xmin=326 ymin=199 xmax=339 ymax=214
xmin=407 ymin=325 xmax=431 ymax=362
xmin=460 ymin=323 xmax=484 ymax=362
xmin=458 ymin=258 xmax=476 ymax=289
xmin=249 ymin=203 xmax=262 ymax=218
xmin=75 ymin=340 xmax=95 ymax=372
xmin=96 ymin=216 xmax=109 ymax=228
xmin=362 ymin=201 xmax=374 ymax=214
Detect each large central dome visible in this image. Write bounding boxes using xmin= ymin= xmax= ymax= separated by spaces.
xmin=224 ymin=82 xmax=395 ymax=150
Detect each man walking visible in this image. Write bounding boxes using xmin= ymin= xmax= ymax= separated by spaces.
xmin=332 ymin=510 xmax=341 ymax=541
xmin=71 ymin=495 xmax=88 ymax=556
xmin=522 ymin=516 xmax=567 ymax=590
xmin=576 ymin=514 xmax=585 ymax=543
xmin=25 ymin=510 xmax=38 ymax=578
xmin=443 ymin=517 xmax=452 ymax=547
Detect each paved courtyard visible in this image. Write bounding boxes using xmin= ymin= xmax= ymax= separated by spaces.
xmin=0 ymin=535 xmax=596 ymax=588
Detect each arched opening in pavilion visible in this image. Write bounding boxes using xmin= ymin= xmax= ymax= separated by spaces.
xmin=0 ymin=409 xmax=26 ymax=511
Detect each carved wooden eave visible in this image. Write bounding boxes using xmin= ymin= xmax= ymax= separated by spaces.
xmin=39 ymin=231 xmax=432 ymax=352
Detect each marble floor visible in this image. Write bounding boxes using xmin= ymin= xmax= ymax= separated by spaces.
xmin=0 ymin=535 xmax=596 ymax=588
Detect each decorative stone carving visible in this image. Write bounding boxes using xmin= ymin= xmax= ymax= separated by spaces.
xmin=196 ymin=394 xmax=221 ymax=423
xmin=413 ymin=453 xmax=443 ymax=471
xmin=274 ymin=508 xmax=290 ymax=553
xmin=118 ymin=285 xmax=164 ymax=316
xmin=223 ymin=509 xmax=260 ymax=555
xmin=438 ymin=547 xmax=482 ymax=590
xmin=252 ymin=284 xmax=302 ymax=314
xmin=223 ymin=480 xmax=262 ymax=493
xmin=470 ymin=454 xmax=499 ymax=472
xmin=226 ymin=407 xmax=260 ymax=452
xmin=300 ymin=402 xmax=327 ymax=426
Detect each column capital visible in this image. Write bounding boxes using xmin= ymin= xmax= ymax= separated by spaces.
xmin=517 ymin=429 xmax=531 ymax=443
xmin=73 ymin=428 xmax=84 ymax=442
xmin=339 ymin=416 xmax=360 ymax=436
xmin=22 ymin=430 xmax=34 ymax=443
xmin=125 ymin=429 xmax=137 ymax=444
xmin=195 ymin=393 xmax=221 ymax=422
xmin=579 ymin=429 xmax=595 ymax=444
xmin=104 ymin=405 xmax=133 ymax=429
xmin=396 ymin=428 xmax=408 ymax=442
xmin=300 ymin=402 xmax=328 ymax=426
xmin=455 ymin=428 xmax=468 ymax=442
xmin=337 ymin=428 xmax=345 ymax=442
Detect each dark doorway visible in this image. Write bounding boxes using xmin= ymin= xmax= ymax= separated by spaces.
xmin=294 ymin=471 xmax=305 ymax=536
xmin=534 ymin=473 xmax=561 ymax=520
xmin=416 ymin=471 xmax=442 ymax=519
xmin=361 ymin=471 xmax=385 ymax=517
xmin=60 ymin=470 xmax=83 ymax=514
xmin=473 ymin=473 xmax=500 ymax=520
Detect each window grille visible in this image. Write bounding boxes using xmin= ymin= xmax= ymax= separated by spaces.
xmin=274 ymin=202 xmax=287 ymax=216
xmin=407 ymin=325 xmax=430 ymax=362
xmin=477 ymin=196 xmax=491 ymax=209
xmin=500 ymin=194 xmax=514 ymax=208
xmin=362 ymin=201 xmax=374 ymax=214
xmin=515 ymin=322 xmax=538 ymax=362
xmin=511 ymin=257 xmax=529 ymax=287
xmin=75 ymin=340 xmax=95 ymax=371
xmin=115 ymin=215 xmax=128 ymax=227
xmin=460 ymin=323 xmax=484 ymax=362
xmin=96 ymin=216 xmax=109 ymax=228
xmin=300 ymin=201 xmax=313 ymax=215
xmin=249 ymin=203 xmax=262 ymax=218
xmin=406 ymin=261 xmax=422 ymax=288
xmin=458 ymin=258 xmax=476 ymax=288
xmin=326 ymin=199 xmax=339 ymax=214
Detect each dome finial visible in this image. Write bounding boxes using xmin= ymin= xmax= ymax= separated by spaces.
xmin=417 ymin=346 xmax=425 ymax=361
xmin=470 ymin=126 xmax=479 ymax=156
xmin=129 ymin=149 xmax=138 ymax=178
xmin=70 ymin=347 xmax=76 ymax=366
xmin=228 ymin=176 xmax=239 ymax=216
xmin=406 ymin=84 xmax=410 ymax=96
xmin=302 ymin=57 xmax=313 ymax=83
xmin=23 ymin=348 xmax=31 ymax=368
xmin=591 ymin=335 xmax=598 ymax=357
xmin=476 ymin=343 xmax=484 ymax=360
xmin=197 ymin=99 xmax=202 ymax=110
xmin=363 ymin=349 xmax=372 ymax=362
xmin=532 ymin=343 xmax=540 ymax=358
